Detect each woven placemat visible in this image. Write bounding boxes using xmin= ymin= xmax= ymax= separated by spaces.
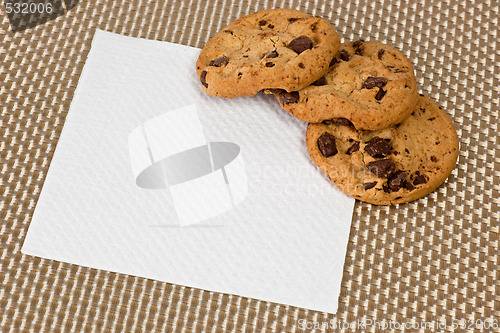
xmin=1 ymin=1 xmax=498 ymax=332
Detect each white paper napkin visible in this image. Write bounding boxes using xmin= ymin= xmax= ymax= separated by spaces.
xmin=22 ymin=29 xmax=355 ymax=313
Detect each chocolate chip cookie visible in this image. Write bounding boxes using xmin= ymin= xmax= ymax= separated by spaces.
xmin=196 ymin=9 xmax=340 ymax=98
xmin=306 ymin=95 xmax=459 ymax=205
xmin=276 ymin=41 xmax=418 ymax=130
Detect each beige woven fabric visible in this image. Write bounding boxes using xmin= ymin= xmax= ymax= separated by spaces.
xmin=0 ymin=1 xmax=498 ymax=332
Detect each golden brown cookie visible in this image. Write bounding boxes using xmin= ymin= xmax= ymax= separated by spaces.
xmin=196 ymin=9 xmax=340 ymax=98
xmin=276 ymin=41 xmax=418 ymax=130
xmin=306 ymin=95 xmax=459 ymax=205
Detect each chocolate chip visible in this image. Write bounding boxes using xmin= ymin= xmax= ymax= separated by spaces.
xmin=363 ymin=181 xmax=377 ymax=190
xmin=353 ymin=40 xmax=364 ymax=48
xmin=405 ymin=148 xmax=410 ymax=154
xmin=393 ymin=67 xmax=408 ymax=73
xmin=263 ymin=88 xmax=284 ymax=94
xmin=209 ymin=56 xmax=229 ymax=67
xmin=413 ymin=174 xmax=427 ymax=185
xmin=329 ymin=57 xmax=338 ymax=67
xmin=317 ymin=132 xmax=338 ymax=157
xmin=265 ymin=50 xmax=279 ymax=58
xmin=388 ymin=170 xmax=408 ymax=191
xmin=377 ymin=49 xmax=385 ymax=59
xmin=278 ymin=91 xmax=299 ymax=104
xmin=346 ymin=141 xmax=360 ymax=155
xmin=266 ymin=62 xmax=275 ymax=67
xmin=339 ymin=49 xmax=349 ymax=61
xmin=312 ymin=76 xmax=327 ymax=86
xmin=375 ymin=88 xmax=387 ymax=100
xmin=289 ymin=36 xmax=313 ymax=54
xmin=362 ymin=77 xmax=388 ymax=89
xmin=298 ymin=63 xmax=305 ymax=68
xmin=353 ymin=40 xmax=364 ymax=55
xmin=428 ymin=117 xmax=436 ymax=121
xmin=200 ymin=71 xmax=208 ymax=88
xmin=334 ymin=118 xmax=354 ymax=126
xmin=364 ymin=137 xmax=392 ymax=158
xmin=387 ymin=66 xmax=408 ymax=73
xmin=259 ymin=20 xmax=267 ymax=26
xmin=367 ymin=159 xmax=396 ymax=178
xmin=405 ymin=182 xmax=415 ymax=191
xmin=289 ymin=18 xmax=299 ymax=23
xmin=268 ymin=24 xmax=274 ymax=29
xmin=223 ymin=30 xmax=233 ymax=34
xmin=323 ymin=118 xmax=354 ymax=127
xmin=431 ymin=156 xmax=438 ymax=162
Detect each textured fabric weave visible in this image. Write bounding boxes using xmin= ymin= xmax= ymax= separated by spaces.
xmin=0 ymin=1 xmax=498 ymax=332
